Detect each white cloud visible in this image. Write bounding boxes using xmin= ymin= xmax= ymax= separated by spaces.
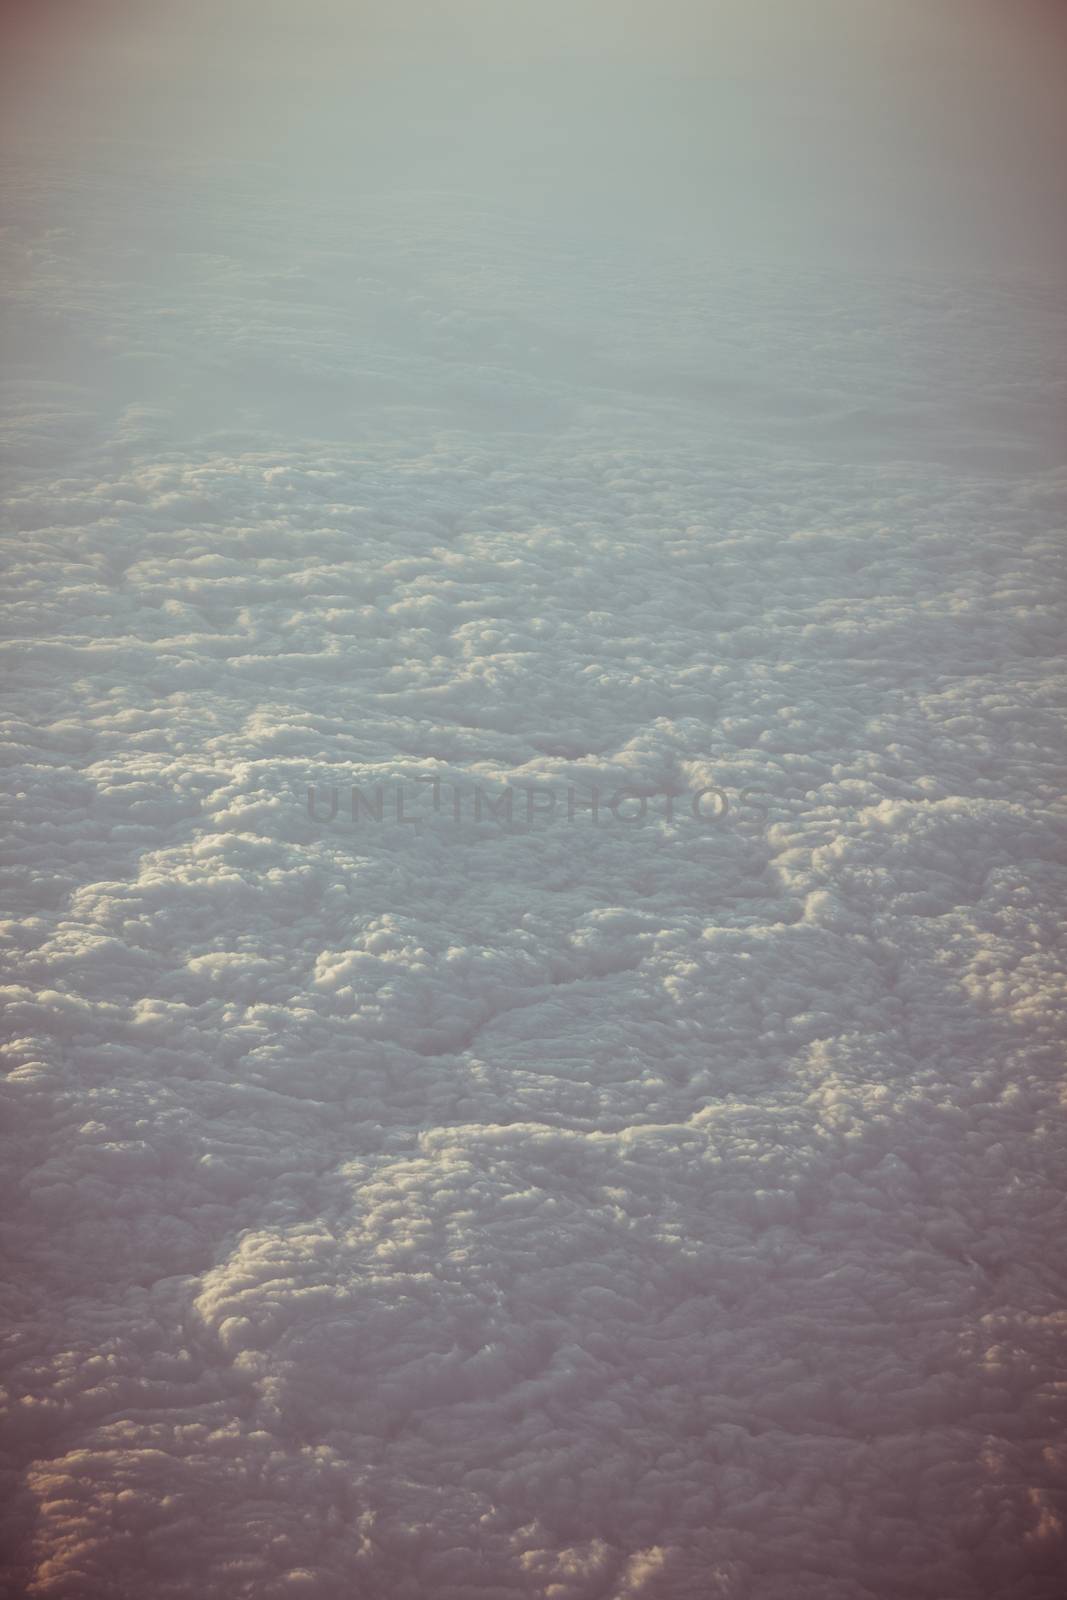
xmin=2 ymin=25 xmax=1066 ymax=1594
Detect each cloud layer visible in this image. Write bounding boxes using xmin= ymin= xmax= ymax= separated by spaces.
xmin=2 ymin=29 xmax=1067 ymax=1595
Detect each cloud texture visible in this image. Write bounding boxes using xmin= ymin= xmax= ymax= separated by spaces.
xmin=2 ymin=4 xmax=1067 ymax=1596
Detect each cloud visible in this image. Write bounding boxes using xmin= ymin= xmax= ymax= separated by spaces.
xmin=2 ymin=34 xmax=1066 ymax=1597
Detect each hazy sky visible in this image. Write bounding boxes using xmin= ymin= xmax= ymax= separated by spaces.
xmin=4 ymin=0 xmax=1066 ymax=272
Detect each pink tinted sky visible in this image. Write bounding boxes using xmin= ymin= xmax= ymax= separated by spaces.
xmin=2 ymin=0 xmax=1065 ymax=273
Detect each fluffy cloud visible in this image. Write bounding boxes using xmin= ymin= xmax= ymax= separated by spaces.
xmin=1 ymin=121 xmax=1065 ymax=1600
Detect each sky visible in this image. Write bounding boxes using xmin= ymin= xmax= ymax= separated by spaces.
xmin=1 ymin=3 xmax=1066 ymax=1597
xmin=4 ymin=0 xmax=1067 ymax=271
